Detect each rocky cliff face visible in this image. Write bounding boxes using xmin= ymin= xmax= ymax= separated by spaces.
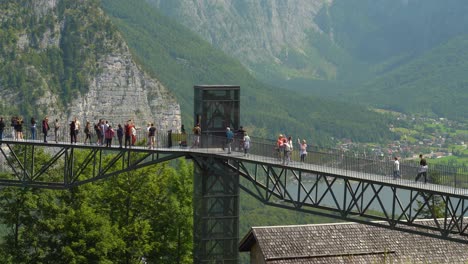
xmin=68 ymin=48 xmax=181 ymax=131
xmin=0 ymin=0 xmax=181 ymax=132
xmin=147 ymin=0 xmax=333 ymax=79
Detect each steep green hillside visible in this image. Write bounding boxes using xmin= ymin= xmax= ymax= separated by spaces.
xmin=320 ymin=0 xmax=468 ymax=64
xmin=358 ymin=36 xmax=468 ymax=121
xmin=146 ymin=0 xmax=468 ymax=122
xmin=101 ymin=0 xmax=397 ymax=144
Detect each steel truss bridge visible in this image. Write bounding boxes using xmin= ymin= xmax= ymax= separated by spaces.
xmin=0 ymin=138 xmax=468 ymax=263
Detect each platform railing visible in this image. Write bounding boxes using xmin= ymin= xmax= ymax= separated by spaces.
xmin=1 ymin=127 xmax=467 ymax=191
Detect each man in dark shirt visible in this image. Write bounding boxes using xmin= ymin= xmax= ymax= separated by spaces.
xmin=0 ymin=117 xmax=5 ymax=141
xmin=42 ymin=117 xmax=50 ymax=143
xmin=415 ymin=154 xmax=428 ymax=183
xmin=148 ymin=123 xmax=157 ymax=149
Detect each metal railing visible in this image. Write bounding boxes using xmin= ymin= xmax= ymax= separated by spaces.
xmin=1 ymin=127 xmax=467 ymax=190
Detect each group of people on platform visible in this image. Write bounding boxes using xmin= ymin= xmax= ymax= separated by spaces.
xmin=0 ymin=116 xmax=431 ymax=182
xmin=275 ymin=134 xmax=307 ymax=165
xmin=392 ymin=154 xmax=428 ymax=183
xmin=0 ymin=116 xmax=160 ymax=149
xmin=224 ymin=126 xmax=251 ymax=156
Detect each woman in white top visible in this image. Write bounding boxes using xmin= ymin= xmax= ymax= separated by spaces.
xmin=298 ymin=139 xmax=307 ymax=163
xmin=243 ymin=133 xmax=251 ymax=156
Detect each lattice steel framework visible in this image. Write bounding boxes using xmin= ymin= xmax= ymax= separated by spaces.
xmin=0 ymin=142 xmax=185 ymax=189
xmin=223 ymin=161 xmax=468 ymax=244
xmin=192 ymin=156 xmax=239 ymax=264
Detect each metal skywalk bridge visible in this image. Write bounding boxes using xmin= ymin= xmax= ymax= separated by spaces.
xmin=1 ymin=134 xmax=468 ymax=263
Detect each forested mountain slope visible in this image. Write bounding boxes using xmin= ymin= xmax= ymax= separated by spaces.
xmin=357 ymin=35 xmax=468 ymax=121
xmin=101 ymin=0 xmax=397 ymax=144
xmin=148 ymin=0 xmax=468 ymax=122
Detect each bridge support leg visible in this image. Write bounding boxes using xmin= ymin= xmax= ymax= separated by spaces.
xmin=193 ymin=157 xmax=239 ymax=264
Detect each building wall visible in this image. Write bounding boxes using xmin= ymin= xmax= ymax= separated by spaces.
xmin=250 ymin=243 xmax=266 ymax=264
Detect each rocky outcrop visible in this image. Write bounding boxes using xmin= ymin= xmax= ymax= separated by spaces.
xmin=69 ymin=49 xmax=181 ymax=131
xmin=147 ymin=0 xmax=332 ymax=78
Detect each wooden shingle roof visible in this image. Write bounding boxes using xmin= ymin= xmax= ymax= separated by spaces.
xmin=239 ymin=220 xmax=468 ymax=263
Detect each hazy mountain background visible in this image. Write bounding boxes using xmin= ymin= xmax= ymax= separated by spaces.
xmin=147 ymin=0 xmax=468 ymax=121
xmin=2 ymin=0 xmax=467 ymax=145
xmin=100 ymin=0 xmax=396 ymax=144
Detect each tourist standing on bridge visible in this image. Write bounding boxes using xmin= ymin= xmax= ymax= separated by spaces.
xmin=236 ymin=126 xmax=246 ymax=151
xmin=148 ymin=123 xmax=157 ymax=149
xmin=74 ymin=117 xmax=81 ymax=142
xmin=84 ymin=121 xmax=92 ymax=144
xmin=393 ymin=156 xmax=400 ymax=180
xmin=0 ymin=117 xmax=5 ymax=141
xmin=131 ymin=125 xmax=137 ymax=146
xmin=0 ymin=117 xmax=4 ymax=141
xmin=117 ymin=124 xmax=124 ymax=148
xmin=69 ymin=120 xmax=77 ymax=144
xmin=54 ymin=119 xmax=60 ymax=143
xmin=10 ymin=117 xmax=16 ymax=140
xmin=283 ymin=136 xmax=293 ymax=165
xmin=42 ymin=117 xmax=49 ymax=143
xmin=226 ymin=127 xmax=234 ymax=154
xmin=105 ymin=125 xmax=115 ymax=147
xmin=95 ymin=121 xmax=102 ymax=146
xmin=276 ymin=134 xmax=286 ymax=161
xmin=30 ymin=118 xmax=37 ymax=140
xmin=146 ymin=123 xmax=151 ymax=148
xmin=415 ymin=154 xmax=428 ymax=183
xmin=243 ymin=133 xmax=251 ymax=156
xmin=298 ymin=139 xmax=307 ymax=163
xmin=16 ymin=117 xmax=23 ymax=140
xmin=101 ymin=120 xmax=108 ymax=145
xmin=124 ymin=120 xmax=132 ymax=148
xmin=192 ymin=123 xmax=201 ymax=148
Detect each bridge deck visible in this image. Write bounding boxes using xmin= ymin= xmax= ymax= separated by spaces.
xmin=2 ymin=138 xmax=465 ymax=197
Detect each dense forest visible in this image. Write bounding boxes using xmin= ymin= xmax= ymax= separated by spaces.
xmin=0 ymin=147 xmax=193 ymax=263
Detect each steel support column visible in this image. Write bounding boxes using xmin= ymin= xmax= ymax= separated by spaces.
xmin=193 ymin=156 xmax=239 ymax=264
